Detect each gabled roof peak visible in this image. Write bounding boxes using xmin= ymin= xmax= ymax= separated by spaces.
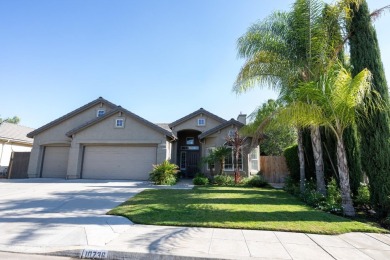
xmin=198 ymin=119 xmax=244 ymax=140
xmin=169 ymin=108 xmax=226 ymax=128
xmin=66 ymin=106 xmax=175 ymax=139
xmin=27 ymin=97 xmax=117 ymax=138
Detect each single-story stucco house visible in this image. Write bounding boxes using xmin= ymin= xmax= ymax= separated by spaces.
xmin=0 ymin=122 xmax=34 ymax=173
xmin=27 ymin=97 xmax=260 ymax=180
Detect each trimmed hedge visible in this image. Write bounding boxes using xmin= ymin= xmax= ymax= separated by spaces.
xmin=283 ymin=145 xmax=300 ymax=182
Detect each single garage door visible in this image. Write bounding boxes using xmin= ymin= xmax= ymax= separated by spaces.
xmin=82 ymin=146 xmax=157 ymax=180
xmin=41 ymin=146 xmax=70 ymax=178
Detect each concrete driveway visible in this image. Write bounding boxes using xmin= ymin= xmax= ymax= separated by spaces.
xmin=0 ymin=178 xmax=150 ymax=254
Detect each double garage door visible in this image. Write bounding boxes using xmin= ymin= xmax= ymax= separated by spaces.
xmin=41 ymin=145 xmax=156 ymax=180
xmin=82 ymin=146 xmax=157 ymax=180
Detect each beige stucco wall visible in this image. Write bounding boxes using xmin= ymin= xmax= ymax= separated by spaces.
xmin=171 ymin=115 xmax=223 ymax=135
xmin=66 ymin=112 xmax=170 ymax=178
xmin=170 ymin=114 xmax=225 ymax=168
xmin=27 ymin=103 xmax=114 ymax=178
xmin=0 ymin=142 xmax=32 ymax=172
xmin=201 ymin=126 xmax=260 ymax=177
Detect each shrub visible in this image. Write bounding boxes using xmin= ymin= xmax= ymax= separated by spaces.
xmin=300 ymin=179 xmax=326 ymax=208
xmin=283 ymin=176 xmax=300 ymax=196
xmin=321 ymin=178 xmax=342 ymax=213
xmin=283 ymin=145 xmax=300 ymax=182
xmin=149 ymin=160 xmax=179 ymax=185
xmin=193 ymin=173 xmax=209 ymax=185
xmin=243 ymin=175 xmax=268 ymax=187
xmin=354 ymin=183 xmax=371 ymax=209
xmin=213 ymin=174 xmax=234 ymax=186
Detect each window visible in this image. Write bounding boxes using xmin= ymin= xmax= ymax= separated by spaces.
xmin=97 ymin=109 xmax=105 ymax=117
xmin=224 ymin=147 xmax=243 ymax=171
xmin=181 ymin=146 xmax=199 ymax=150
xmin=250 ymin=148 xmax=259 ymax=172
xmin=186 ymin=137 xmax=195 ymax=145
xmin=228 ymin=129 xmax=236 ymax=138
xmin=197 ymin=118 xmax=206 ymax=126
xmin=115 ymin=118 xmax=124 ymax=128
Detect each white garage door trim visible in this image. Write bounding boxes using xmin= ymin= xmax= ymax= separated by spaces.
xmin=81 ymin=145 xmax=157 ymax=180
xmin=41 ymin=146 xmax=70 ymax=178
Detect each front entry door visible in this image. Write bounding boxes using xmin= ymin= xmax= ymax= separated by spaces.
xmin=186 ymin=151 xmax=200 ymax=177
xmin=179 ymin=151 xmax=200 ymax=177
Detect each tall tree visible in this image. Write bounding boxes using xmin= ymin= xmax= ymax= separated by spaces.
xmin=235 ymin=0 xmax=341 ymax=195
xmin=349 ymin=1 xmax=390 ymax=217
xmin=275 ymin=65 xmax=373 ymax=216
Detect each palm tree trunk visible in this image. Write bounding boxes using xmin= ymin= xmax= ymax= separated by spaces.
xmin=336 ymin=135 xmax=355 ymax=217
xmin=298 ymin=128 xmax=306 ymax=193
xmin=220 ymin=158 xmax=225 ymax=175
xmin=310 ymin=126 xmax=327 ymax=196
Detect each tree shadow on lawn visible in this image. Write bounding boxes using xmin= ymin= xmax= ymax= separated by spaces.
xmin=110 ymin=187 xmax=387 ymax=234
xmin=115 ymin=206 xmax=351 ymax=224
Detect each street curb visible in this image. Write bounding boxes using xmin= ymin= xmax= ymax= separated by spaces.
xmin=47 ymin=249 xmax=229 ymax=260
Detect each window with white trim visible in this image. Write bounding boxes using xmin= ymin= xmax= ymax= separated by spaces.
xmin=97 ymin=109 xmax=105 ymax=117
xmin=224 ymin=147 xmax=243 ymax=171
xmin=186 ymin=137 xmax=195 ymax=145
xmin=250 ymin=148 xmax=259 ymax=171
xmin=115 ymin=118 xmax=124 ymax=128
xmin=228 ymin=129 xmax=236 ymax=138
xmin=197 ymin=118 xmax=206 ymax=126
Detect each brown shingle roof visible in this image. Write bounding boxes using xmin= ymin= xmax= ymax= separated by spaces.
xmin=0 ymin=122 xmax=35 ymax=144
xmin=169 ymin=108 xmax=226 ymax=128
xmin=66 ymin=107 xmax=176 ymax=139
xmin=27 ymin=97 xmax=117 ymax=138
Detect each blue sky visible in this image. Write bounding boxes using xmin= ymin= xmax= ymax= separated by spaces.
xmin=0 ymin=0 xmax=389 ymax=128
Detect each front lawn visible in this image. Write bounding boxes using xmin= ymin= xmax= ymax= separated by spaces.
xmin=108 ymin=186 xmax=386 ymax=234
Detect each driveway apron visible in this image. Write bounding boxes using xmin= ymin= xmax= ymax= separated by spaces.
xmin=0 ymin=178 xmax=149 ymax=252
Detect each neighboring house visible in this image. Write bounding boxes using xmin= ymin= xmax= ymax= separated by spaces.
xmin=0 ymin=122 xmax=34 ymax=172
xmin=27 ymin=97 xmax=260 ymax=180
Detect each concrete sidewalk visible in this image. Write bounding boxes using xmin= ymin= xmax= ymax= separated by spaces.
xmin=1 ymin=224 xmax=390 ymax=259
xmin=1 ymin=179 xmax=390 ymax=259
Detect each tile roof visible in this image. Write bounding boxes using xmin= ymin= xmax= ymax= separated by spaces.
xmin=0 ymin=122 xmax=35 ymax=144
xmin=27 ymin=97 xmax=117 ymax=138
xmin=156 ymin=123 xmax=172 ymax=133
xmin=169 ymin=108 xmax=226 ymax=128
xmin=198 ymin=119 xmax=244 ymax=139
xmin=66 ymin=107 xmax=176 ymax=139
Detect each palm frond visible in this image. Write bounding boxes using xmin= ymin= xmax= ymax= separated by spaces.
xmin=233 ymin=51 xmax=294 ymax=93
xmin=237 ymin=11 xmax=290 ymax=59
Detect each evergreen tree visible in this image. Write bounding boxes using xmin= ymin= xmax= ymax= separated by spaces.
xmin=349 ymin=1 xmax=390 ymax=217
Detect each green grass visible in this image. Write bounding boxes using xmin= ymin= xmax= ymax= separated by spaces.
xmin=108 ymin=186 xmax=387 ymax=234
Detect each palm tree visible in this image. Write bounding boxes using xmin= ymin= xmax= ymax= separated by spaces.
xmin=274 ymin=64 xmax=374 ymax=216
xmin=213 ymin=147 xmax=232 ymax=175
xmin=235 ymin=0 xmax=332 ymax=195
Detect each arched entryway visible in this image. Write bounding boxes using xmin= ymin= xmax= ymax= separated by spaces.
xmin=177 ymin=130 xmax=202 ymax=178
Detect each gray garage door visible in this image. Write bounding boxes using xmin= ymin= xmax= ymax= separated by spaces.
xmin=41 ymin=146 xmax=70 ymax=178
xmin=82 ymin=146 xmax=157 ymax=180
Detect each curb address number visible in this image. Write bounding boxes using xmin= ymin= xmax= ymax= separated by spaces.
xmin=81 ymin=249 xmax=108 ymax=259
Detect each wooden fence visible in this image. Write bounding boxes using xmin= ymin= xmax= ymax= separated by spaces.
xmin=7 ymin=152 xmax=30 ymax=179
xmin=260 ymin=156 xmax=289 ymax=183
